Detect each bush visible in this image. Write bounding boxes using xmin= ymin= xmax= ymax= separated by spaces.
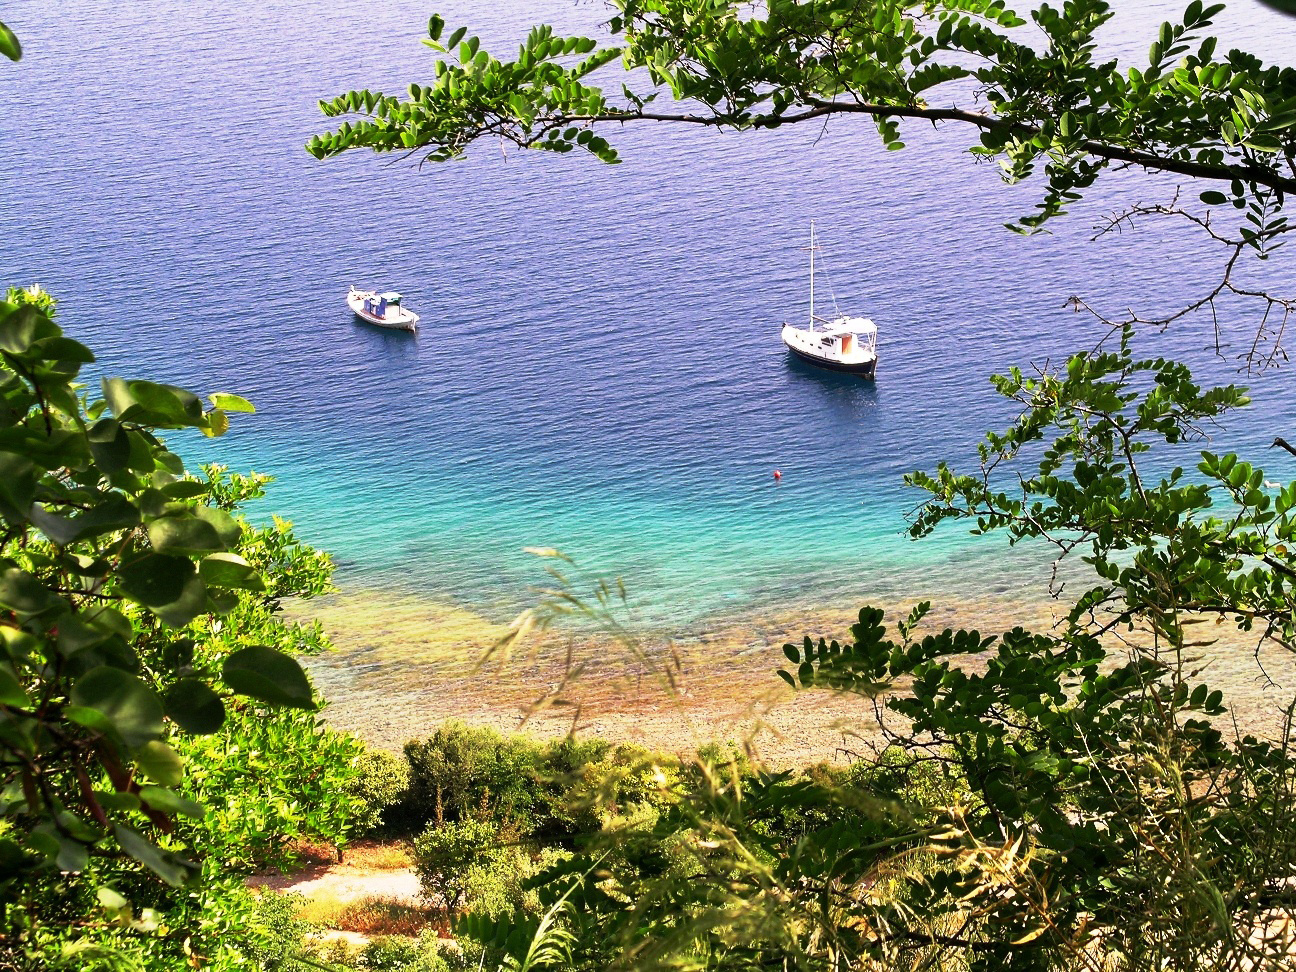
xmin=402 ymin=723 xmax=542 ymax=832
xmin=413 ymin=819 xmax=508 ymax=913
xmin=350 ymin=746 xmax=412 ymax=835
xmin=246 ymin=891 xmax=314 ymax=971
xmin=357 ymin=934 xmax=453 ymax=971
xmin=397 ymin=725 xmax=703 ymax=846
xmin=535 ymin=742 xmax=682 ymax=845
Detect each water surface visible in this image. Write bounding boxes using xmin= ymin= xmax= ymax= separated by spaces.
xmin=2 ymin=1 xmax=1294 ymax=630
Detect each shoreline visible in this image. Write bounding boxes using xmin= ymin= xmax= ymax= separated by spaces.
xmin=299 ymin=583 xmax=1296 ymax=766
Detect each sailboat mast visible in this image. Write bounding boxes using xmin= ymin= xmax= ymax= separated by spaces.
xmin=809 ymin=221 xmax=815 ymax=332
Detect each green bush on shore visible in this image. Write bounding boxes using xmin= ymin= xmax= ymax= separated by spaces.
xmin=366 ymin=722 xmax=686 ymax=846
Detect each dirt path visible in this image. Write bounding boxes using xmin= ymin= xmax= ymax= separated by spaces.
xmin=248 ymin=864 xmax=421 ymax=903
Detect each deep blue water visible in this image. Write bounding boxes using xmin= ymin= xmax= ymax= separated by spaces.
xmin=2 ymin=1 xmax=1295 ymax=626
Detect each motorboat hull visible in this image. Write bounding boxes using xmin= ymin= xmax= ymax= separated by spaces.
xmin=347 ymin=291 xmax=419 ymax=332
xmin=784 ymin=342 xmax=877 ymax=377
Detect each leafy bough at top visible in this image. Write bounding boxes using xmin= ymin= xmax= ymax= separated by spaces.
xmin=309 ymin=0 xmax=1296 ymax=233
xmin=0 ymin=293 xmax=321 ymax=889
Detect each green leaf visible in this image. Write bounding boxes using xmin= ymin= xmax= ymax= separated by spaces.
xmin=203 ymin=409 xmax=230 ymax=438
xmin=27 ymin=507 xmax=79 ymax=547
xmin=153 ymin=573 xmax=208 ymax=627
xmin=199 ymin=552 xmax=265 ymax=591
xmin=97 ymin=887 xmax=129 ymax=915
xmin=0 ymin=627 xmax=37 ymax=662
xmin=1199 ymin=190 xmax=1228 ymax=205
xmin=195 ymin=507 xmax=242 ymax=546
xmin=113 ymin=825 xmax=193 ymax=886
xmin=54 ymin=836 xmax=88 ymax=873
xmin=64 ymin=705 xmax=116 ymax=735
xmin=102 ymin=378 xmax=202 ymax=425
xmin=0 ymin=567 xmax=59 ymax=615
xmin=0 ymin=665 xmax=28 ymax=707
xmin=138 ymin=786 xmax=204 ymax=819
xmin=54 ymin=615 xmax=112 ymax=657
xmin=70 ymin=667 xmax=164 ymax=748
xmin=147 ymin=515 xmax=224 ymax=554
xmin=160 ymin=481 xmax=210 ymax=500
xmin=117 ymin=553 xmax=196 ymax=608
xmin=87 ymin=419 xmax=131 ymax=473
xmin=133 ymin=740 xmax=184 ymax=786
xmin=0 ymin=21 xmax=21 ymax=62
xmin=165 ymin=680 xmax=226 ymax=734
xmin=0 ymin=452 xmax=37 ymax=519
xmin=0 ymin=305 xmax=44 ymax=353
xmin=208 ymin=392 xmax=255 ymax=413
xmin=34 ymin=336 xmax=94 ymax=363
xmin=223 ymin=646 xmax=314 ymax=709
xmin=67 ymin=494 xmax=141 ymax=541
xmin=96 ymin=791 xmax=141 ymax=812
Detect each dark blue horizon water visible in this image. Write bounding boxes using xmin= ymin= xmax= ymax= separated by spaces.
xmin=2 ymin=1 xmax=1295 ymax=627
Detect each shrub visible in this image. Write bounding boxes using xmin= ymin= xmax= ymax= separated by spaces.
xmin=0 ymin=289 xmax=359 ymax=967
xmin=246 ymin=891 xmax=314 ymax=971
xmin=397 ymin=724 xmax=702 ymax=846
xmin=413 ymin=818 xmax=507 ymax=913
xmin=353 ymin=931 xmax=455 ymax=971
xmin=402 ymin=723 xmax=541 ymax=831
xmin=350 ymin=746 xmax=413 ymax=835
xmin=357 ymin=936 xmax=425 ymax=970
xmin=693 ymin=741 xmax=755 ymax=781
xmin=535 ymin=742 xmax=682 ymax=844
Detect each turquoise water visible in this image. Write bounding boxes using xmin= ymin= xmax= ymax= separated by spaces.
xmin=2 ymin=1 xmax=1295 ymax=627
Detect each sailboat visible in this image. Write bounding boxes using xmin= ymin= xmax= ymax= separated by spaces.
xmin=779 ymin=223 xmax=878 ymax=378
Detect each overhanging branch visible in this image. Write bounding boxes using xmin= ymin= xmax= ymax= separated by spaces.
xmin=547 ymin=100 xmax=1296 ymax=194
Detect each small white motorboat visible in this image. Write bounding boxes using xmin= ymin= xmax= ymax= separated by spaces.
xmin=347 ymin=286 xmax=419 ymax=332
xmin=779 ymin=223 xmax=877 ymax=378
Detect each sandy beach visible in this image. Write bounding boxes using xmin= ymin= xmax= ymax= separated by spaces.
xmin=300 ymin=586 xmax=1296 ymax=766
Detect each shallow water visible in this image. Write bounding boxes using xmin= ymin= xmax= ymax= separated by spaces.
xmin=2 ymin=1 xmax=1295 ymax=630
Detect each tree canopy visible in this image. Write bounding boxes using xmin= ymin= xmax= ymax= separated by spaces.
xmin=310 ymin=0 xmax=1296 ymax=235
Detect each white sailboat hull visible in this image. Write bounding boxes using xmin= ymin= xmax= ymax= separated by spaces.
xmin=781 ymin=323 xmax=877 ymax=377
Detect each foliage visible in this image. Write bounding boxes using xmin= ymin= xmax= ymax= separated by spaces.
xmin=246 ymin=890 xmax=316 ymax=972
xmin=311 ymin=0 xmax=1296 ymax=235
xmin=403 ymin=722 xmax=544 ymax=832
xmin=399 ymin=722 xmax=677 ymax=845
xmin=412 ymin=818 xmax=516 ymax=915
xmin=0 ymin=288 xmax=361 ymax=967
xmin=179 ymin=703 xmax=364 ymax=871
xmin=310 ymin=4 xmax=1296 ymax=964
xmin=0 ymin=20 xmax=19 ymax=63
xmin=350 ymin=746 xmax=413 ymax=836
xmin=358 ymin=934 xmax=452 ymax=972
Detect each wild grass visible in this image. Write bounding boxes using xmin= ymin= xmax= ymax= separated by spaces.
xmin=344 ymin=840 xmax=415 ymax=870
xmin=295 ymin=893 xmax=445 ymax=938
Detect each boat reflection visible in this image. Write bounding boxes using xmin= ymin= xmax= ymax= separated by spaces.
xmin=349 ymin=315 xmax=419 ymax=360
xmin=783 ymin=351 xmax=880 ymax=419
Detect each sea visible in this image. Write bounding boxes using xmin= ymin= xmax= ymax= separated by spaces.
xmin=2 ymin=0 xmax=1295 ymax=636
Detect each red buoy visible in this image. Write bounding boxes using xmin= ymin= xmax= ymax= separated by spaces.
xmin=773 ymin=469 xmax=782 ymax=481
